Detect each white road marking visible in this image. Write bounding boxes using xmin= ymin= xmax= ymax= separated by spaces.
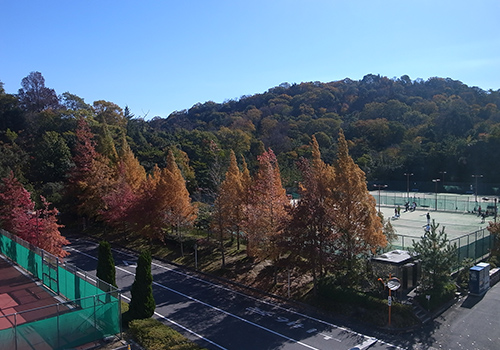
xmin=68 ymin=246 xmax=320 ymax=350
xmin=67 ymin=247 xmax=227 ymax=350
xmin=68 ymin=240 xmax=403 ymax=350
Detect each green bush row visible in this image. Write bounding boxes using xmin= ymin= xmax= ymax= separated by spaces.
xmin=415 ymin=282 xmax=456 ymax=311
xmin=316 ymin=279 xmax=418 ymax=327
xmin=128 ymin=318 xmax=208 ymax=350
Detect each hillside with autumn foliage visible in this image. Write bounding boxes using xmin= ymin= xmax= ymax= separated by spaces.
xmin=0 ymin=72 xmax=499 ymax=297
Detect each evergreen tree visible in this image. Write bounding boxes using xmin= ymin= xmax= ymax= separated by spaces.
xmin=412 ymin=220 xmax=456 ymax=293
xmin=96 ymin=240 xmax=117 ymax=288
xmin=128 ymin=250 xmax=156 ymax=321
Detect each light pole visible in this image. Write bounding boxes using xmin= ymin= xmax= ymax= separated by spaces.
xmin=432 ymin=179 xmax=440 ymax=211
xmin=373 ymin=184 xmax=388 ymax=213
xmin=439 ymin=171 xmax=447 ymax=191
xmin=404 ymin=173 xmax=413 ymax=202
xmin=472 ymin=174 xmax=483 ymax=203
xmin=495 ymin=198 xmax=498 ymax=223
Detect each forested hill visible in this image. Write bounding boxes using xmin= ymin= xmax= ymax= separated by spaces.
xmin=1 ymin=73 xmax=500 ymax=203
xmin=146 ymin=74 xmax=500 ymax=192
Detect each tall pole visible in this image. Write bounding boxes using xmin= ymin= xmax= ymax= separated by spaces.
xmin=472 ymin=174 xmax=483 ymax=203
xmin=432 ymin=179 xmax=440 ymax=211
xmin=439 ymin=171 xmax=447 ymax=192
xmin=373 ymin=184 xmax=387 ymax=213
xmin=495 ymin=198 xmax=498 ymax=224
xmin=404 ymin=173 xmax=413 ymax=202
xmin=388 ymin=287 xmax=392 ymax=326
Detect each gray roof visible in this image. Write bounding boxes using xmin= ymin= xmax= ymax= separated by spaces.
xmin=372 ymin=250 xmax=414 ymax=264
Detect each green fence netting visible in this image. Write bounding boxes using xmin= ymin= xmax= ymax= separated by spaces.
xmin=0 ymin=229 xmax=121 ymax=350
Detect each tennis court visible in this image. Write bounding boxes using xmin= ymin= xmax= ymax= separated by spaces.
xmin=0 ymin=230 xmax=121 ymax=350
xmin=0 ymin=256 xmax=72 ymax=349
xmin=372 ymin=191 xmax=498 ymax=261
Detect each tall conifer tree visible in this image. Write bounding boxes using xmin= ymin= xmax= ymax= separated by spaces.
xmin=331 ymin=129 xmax=386 ymax=284
xmin=97 ymin=240 xmax=117 ymax=288
xmin=244 ymin=149 xmax=288 ymax=261
xmin=284 ymin=136 xmax=336 ymax=290
xmin=212 ymin=151 xmax=244 ymax=266
xmin=128 ymin=250 xmax=155 ymax=321
xmin=164 ymin=150 xmax=197 ymax=255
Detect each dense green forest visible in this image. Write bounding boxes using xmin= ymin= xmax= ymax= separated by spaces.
xmin=1 ymin=72 xmax=500 ymax=211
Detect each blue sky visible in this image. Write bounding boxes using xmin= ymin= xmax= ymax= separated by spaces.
xmin=1 ymin=1 xmax=499 ymax=119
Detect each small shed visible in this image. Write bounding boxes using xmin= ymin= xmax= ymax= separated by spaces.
xmin=371 ymin=250 xmax=420 ymax=292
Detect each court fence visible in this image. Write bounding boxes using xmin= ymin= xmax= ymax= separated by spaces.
xmin=0 ymin=229 xmax=121 ymax=350
xmin=388 ymin=227 xmax=496 ymax=265
xmin=371 ymin=191 xmax=498 ymax=213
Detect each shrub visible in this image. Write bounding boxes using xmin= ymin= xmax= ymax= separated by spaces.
xmin=129 ymin=318 xmax=207 ymax=350
xmin=416 ymin=282 xmax=456 ymax=311
xmin=316 ymin=277 xmax=418 ymax=327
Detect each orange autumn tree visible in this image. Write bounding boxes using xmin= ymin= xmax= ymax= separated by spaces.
xmin=101 ymin=137 xmax=146 ymax=233
xmin=284 ymin=136 xmax=336 ymax=291
xmin=330 ymin=129 xmax=386 ymax=285
xmin=107 ymin=149 xmax=196 ymax=252
xmin=117 ymin=136 xmax=146 ymax=192
xmin=132 ymin=165 xmax=167 ymax=241
xmin=244 ymin=149 xmax=289 ymax=263
xmin=212 ymin=151 xmax=245 ymax=266
xmin=163 ymin=150 xmax=197 ymax=255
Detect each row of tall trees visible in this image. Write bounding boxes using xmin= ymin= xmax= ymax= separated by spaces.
xmin=4 ymin=70 xmax=497 ymax=279
xmin=211 ymin=131 xmax=386 ymax=289
xmin=68 ymin=117 xmax=198 ymax=246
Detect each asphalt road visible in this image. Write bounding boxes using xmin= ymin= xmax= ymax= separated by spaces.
xmin=405 ymin=281 xmax=500 ymax=350
xmin=64 ymin=237 xmax=402 ymax=350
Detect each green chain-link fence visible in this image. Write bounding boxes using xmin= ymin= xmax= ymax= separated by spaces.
xmin=0 ymin=229 xmax=121 ymax=350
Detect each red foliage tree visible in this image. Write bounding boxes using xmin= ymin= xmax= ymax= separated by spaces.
xmin=68 ymin=117 xmax=116 ymax=222
xmin=0 ymin=172 xmax=69 ymax=258
xmin=0 ymin=171 xmax=34 ymax=241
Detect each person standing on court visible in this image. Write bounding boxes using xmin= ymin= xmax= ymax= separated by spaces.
xmin=426 ymin=212 xmax=430 ymax=225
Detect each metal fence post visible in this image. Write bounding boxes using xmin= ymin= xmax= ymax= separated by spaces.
xmin=14 ymin=313 xmax=17 ymax=350
xmin=475 ymin=230 xmax=478 ymax=261
xmin=467 ymin=234 xmax=470 ymax=260
xmin=56 ymin=257 xmax=60 ymax=295
xmin=57 ymin=303 xmax=60 ymax=349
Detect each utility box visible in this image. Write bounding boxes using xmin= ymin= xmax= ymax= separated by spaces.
xmin=469 ymin=262 xmax=490 ymax=296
